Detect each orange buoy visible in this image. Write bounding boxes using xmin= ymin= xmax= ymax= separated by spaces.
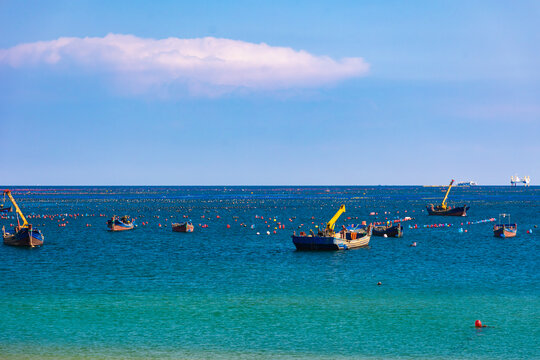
xmin=475 ymin=320 xmax=483 ymax=328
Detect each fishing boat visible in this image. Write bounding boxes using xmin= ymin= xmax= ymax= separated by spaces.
xmin=347 ymin=222 xmax=403 ymax=238
xmin=372 ymin=223 xmax=403 ymax=237
xmin=3 ymin=225 xmax=44 ymax=247
xmin=107 ymin=215 xmax=136 ymax=231
xmin=0 ymin=205 xmax=12 ymax=213
xmin=2 ymin=189 xmax=44 ymax=247
xmin=292 ymin=205 xmax=372 ymax=251
xmin=493 ymin=214 xmax=517 ymax=238
xmin=426 ymin=179 xmax=469 ymax=216
xmin=172 ymin=221 xmax=194 ymax=232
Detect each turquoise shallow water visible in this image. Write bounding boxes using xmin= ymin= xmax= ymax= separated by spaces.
xmin=0 ymin=186 xmax=538 ymax=359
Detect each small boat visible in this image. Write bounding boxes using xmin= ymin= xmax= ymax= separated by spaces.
xmin=3 ymin=225 xmax=44 ymax=247
xmin=0 ymin=205 xmax=12 ymax=213
xmin=2 ymin=189 xmax=44 ymax=247
xmin=372 ymin=223 xmax=403 ymax=237
xmin=427 ymin=179 xmax=469 ymax=216
xmin=426 ymin=204 xmax=469 ymax=216
xmin=292 ymin=205 xmax=372 ymax=251
xmin=107 ymin=216 xmax=136 ymax=231
xmin=172 ymin=222 xmax=194 ymax=232
xmin=493 ymin=214 xmax=517 ymax=238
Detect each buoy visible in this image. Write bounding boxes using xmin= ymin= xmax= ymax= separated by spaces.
xmin=410 ymin=242 xmax=417 ymax=247
xmin=475 ymin=320 xmax=483 ymax=328
xmin=266 ymin=231 xmax=270 ymax=235
xmin=377 ymin=282 xmax=382 ymax=286
xmin=256 ymin=232 xmax=260 ymax=235
xmin=383 ymin=234 xmax=388 ymax=238
xmin=226 ymin=224 xmax=230 ymax=229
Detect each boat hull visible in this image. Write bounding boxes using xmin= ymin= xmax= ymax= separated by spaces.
xmin=493 ymin=224 xmax=517 ymax=238
xmin=172 ymin=222 xmax=194 ymax=232
xmin=0 ymin=206 xmax=12 ymax=213
xmin=372 ymin=224 xmax=403 ymax=237
xmin=426 ymin=205 xmax=469 ymax=216
xmin=107 ymin=219 xmax=135 ymax=231
xmin=3 ymin=227 xmax=44 ymax=247
xmin=292 ymin=233 xmax=370 ymax=251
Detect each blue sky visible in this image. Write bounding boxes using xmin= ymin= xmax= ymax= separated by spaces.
xmin=1 ymin=0 xmax=538 ymax=185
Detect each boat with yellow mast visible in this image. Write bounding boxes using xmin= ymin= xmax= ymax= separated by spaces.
xmin=426 ymin=180 xmax=469 ymax=216
xmin=291 ymin=205 xmax=372 ymax=251
xmin=2 ymin=189 xmax=44 ymax=247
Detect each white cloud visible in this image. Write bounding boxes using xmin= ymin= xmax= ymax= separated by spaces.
xmin=0 ymin=34 xmax=369 ymax=95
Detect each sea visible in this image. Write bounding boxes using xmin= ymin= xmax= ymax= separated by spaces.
xmin=0 ymin=186 xmax=538 ymax=359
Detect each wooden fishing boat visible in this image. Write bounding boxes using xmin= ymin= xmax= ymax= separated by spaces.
xmin=493 ymin=214 xmax=517 ymax=238
xmin=292 ymin=231 xmax=371 ymax=251
xmin=107 ymin=216 xmax=135 ymax=231
xmin=3 ymin=225 xmax=44 ymax=247
xmin=427 ymin=179 xmax=469 ymax=216
xmin=0 ymin=205 xmax=12 ymax=213
xmin=372 ymin=223 xmax=403 ymax=237
xmin=292 ymin=205 xmax=372 ymax=251
xmin=172 ymin=222 xmax=194 ymax=232
xmin=426 ymin=204 xmax=469 ymax=216
xmin=2 ymin=189 xmax=44 ymax=247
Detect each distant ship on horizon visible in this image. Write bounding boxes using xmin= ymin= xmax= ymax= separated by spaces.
xmin=511 ymin=175 xmax=530 ymax=186
xmin=457 ymin=181 xmax=478 ymax=186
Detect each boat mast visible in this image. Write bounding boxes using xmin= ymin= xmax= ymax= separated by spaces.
xmin=325 ymin=204 xmax=346 ymax=234
xmin=440 ymin=179 xmax=454 ymax=210
xmin=3 ymin=190 xmax=28 ymax=227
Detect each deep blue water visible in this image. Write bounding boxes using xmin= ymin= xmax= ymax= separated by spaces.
xmin=0 ymin=186 xmax=538 ymax=359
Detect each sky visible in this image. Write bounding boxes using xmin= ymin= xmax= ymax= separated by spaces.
xmin=0 ymin=0 xmax=539 ymax=185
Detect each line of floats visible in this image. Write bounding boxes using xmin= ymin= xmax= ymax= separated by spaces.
xmin=1 ymin=179 xmax=533 ymax=249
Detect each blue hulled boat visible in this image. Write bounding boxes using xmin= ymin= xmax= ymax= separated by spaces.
xmin=2 ymin=189 xmax=44 ymax=247
xmin=107 ymin=216 xmax=136 ymax=231
xmin=292 ymin=205 xmax=372 ymax=251
xmin=3 ymin=226 xmax=44 ymax=247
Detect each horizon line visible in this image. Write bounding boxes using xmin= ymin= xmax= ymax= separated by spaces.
xmin=1 ymin=184 xmax=534 ymax=187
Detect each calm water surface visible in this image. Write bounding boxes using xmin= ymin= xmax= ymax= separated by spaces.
xmin=0 ymin=186 xmax=538 ymax=359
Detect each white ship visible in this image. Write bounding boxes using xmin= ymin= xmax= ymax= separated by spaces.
xmin=457 ymin=181 xmax=478 ymax=186
xmin=511 ymin=175 xmax=530 ymax=186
